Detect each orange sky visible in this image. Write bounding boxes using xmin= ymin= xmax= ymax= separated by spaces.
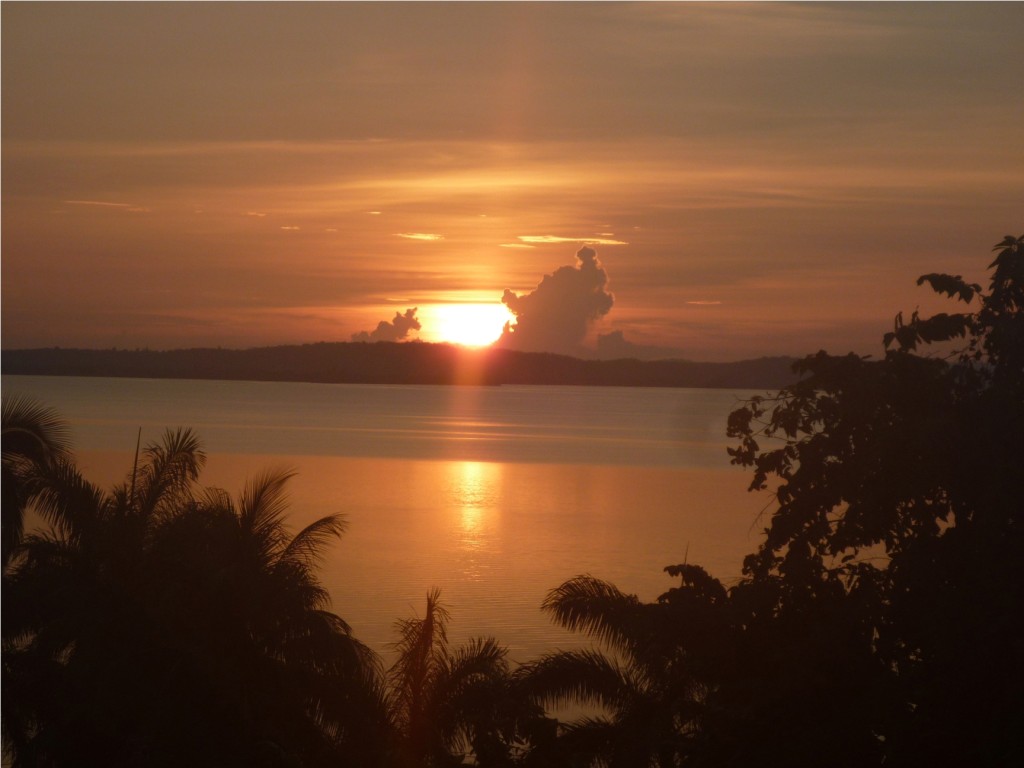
xmin=3 ymin=2 xmax=1022 ymax=361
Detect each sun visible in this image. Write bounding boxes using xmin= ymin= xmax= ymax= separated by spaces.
xmin=421 ymin=303 xmax=516 ymax=347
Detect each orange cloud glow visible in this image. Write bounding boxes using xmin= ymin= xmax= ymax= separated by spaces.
xmin=396 ymin=233 xmax=445 ymax=241
xmin=2 ymin=3 xmax=1021 ymax=361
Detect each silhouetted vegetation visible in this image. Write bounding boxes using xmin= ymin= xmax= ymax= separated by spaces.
xmin=1 ymin=396 xmax=72 ymax=568
xmin=4 ymin=235 xmax=1020 ymax=766
xmin=722 ymin=234 xmax=1024 ymax=766
xmin=2 ymin=343 xmax=799 ymax=390
xmin=385 ymin=589 xmax=550 ymax=767
xmin=2 ymin=424 xmax=390 ymax=767
xmin=521 ymin=234 xmax=1023 ymax=765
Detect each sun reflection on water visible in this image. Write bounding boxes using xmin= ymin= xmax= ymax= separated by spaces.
xmin=446 ymin=461 xmax=503 ymax=578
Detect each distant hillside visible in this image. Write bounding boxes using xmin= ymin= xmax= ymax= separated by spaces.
xmin=2 ymin=342 xmax=800 ymax=390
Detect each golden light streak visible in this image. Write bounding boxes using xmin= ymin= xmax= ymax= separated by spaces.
xmin=518 ymin=235 xmax=629 ymax=246
xmin=396 ymin=232 xmax=444 ymax=241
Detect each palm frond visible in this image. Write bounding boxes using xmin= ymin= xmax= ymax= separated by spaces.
xmin=278 ymin=513 xmax=348 ymax=570
xmin=542 ymin=575 xmax=646 ymax=655
xmin=132 ymin=427 xmax=205 ymax=516
xmin=27 ymin=459 xmax=108 ymax=540
xmin=431 ymin=636 xmax=512 ymax=752
xmin=438 ymin=636 xmax=509 ymax=697
xmin=197 ymin=485 xmax=233 ymax=512
xmin=519 ymin=649 xmax=639 ymax=712
xmin=315 ymin=640 xmax=393 ymax=744
xmin=2 ymin=395 xmax=74 ymax=565
xmin=273 ymin=608 xmax=358 ymax=675
xmin=1 ymin=395 xmax=72 ymax=463
xmin=390 ymin=588 xmax=450 ymax=660
xmin=446 ymin=636 xmax=508 ymax=672
xmin=238 ymin=468 xmax=296 ymax=559
xmin=387 ymin=588 xmax=450 ymax=724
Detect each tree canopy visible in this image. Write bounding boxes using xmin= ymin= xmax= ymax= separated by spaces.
xmin=2 ymin=427 xmax=389 ymax=767
xmin=520 ymin=234 xmax=1023 ymax=766
xmin=718 ymin=233 xmax=1023 ymax=765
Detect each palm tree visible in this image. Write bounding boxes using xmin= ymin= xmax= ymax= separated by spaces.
xmin=2 ymin=427 xmax=205 ymax=765
xmin=1 ymin=394 xmax=72 ymax=567
xmin=162 ymin=467 xmax=391 ymax=765
xmin=3 ymin=425 xmax=386 ymax=766
xmin=386 ymin=588 xmax=535 ymax=767
xmin=520 ymin=566 xmax=732 ymax=767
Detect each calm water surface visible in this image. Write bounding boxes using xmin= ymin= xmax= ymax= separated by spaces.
xmin=3 ymin=375 xmax=773 ymax=663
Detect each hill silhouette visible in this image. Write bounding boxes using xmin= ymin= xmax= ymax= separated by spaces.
xmin=2 ymin=342 xmax=799 ymax=389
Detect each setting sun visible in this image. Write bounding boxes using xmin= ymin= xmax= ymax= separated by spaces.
xmin=420 ymin=303 xmax=515 ymax=347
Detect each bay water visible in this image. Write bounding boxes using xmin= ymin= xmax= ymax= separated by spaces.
xmin=2 ymin=375 xmax=773 ymax=664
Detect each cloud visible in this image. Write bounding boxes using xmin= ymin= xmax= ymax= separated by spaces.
xmin=686 ymin=300 xmax=723 ymax=306
xmin=396 ymin=232 xmax=444 ymax=241
xmin=497 ymin=246 xmax=614 ymax=356
xmin=64 ymin=199 xmax=150 ymax=212
xmin=496 ymin=246 xmax=687 ymax=360
xmin=351 ymin=307 xmax=421 ymax=342
xmin=64 ymin=199 xmax=132 ymax=208
xmin=518 ymin=235 xmax=629 ymax=246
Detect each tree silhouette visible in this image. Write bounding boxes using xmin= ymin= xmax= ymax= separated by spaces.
xmin=521 ymin=234 xmax=1022 ymax=767
xmin=386 ymin=588 xmax=542 ymax=767
xmin=722 ymin=234 xmax=1024 ymax=765
xmin=520 ymin=569 xmax=726 ymax=767
xmin=1 ymin=395 xmax=72 ymax=567
xmin=2 ymin=428 xmax=385 ymax=767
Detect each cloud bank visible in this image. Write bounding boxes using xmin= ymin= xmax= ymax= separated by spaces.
xmin=497 ymin=246 xmax=614 ymax=356
xmin=495 ymin=247 xmax=690 ymax=360
xmin=351 ymin=307 xmax=421 ymax=342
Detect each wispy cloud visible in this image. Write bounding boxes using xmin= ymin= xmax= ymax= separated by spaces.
xmin=396 ymin=232 xmax=444 ymax=241
xmin=686 ymin=300 xmax=723 ymax=306
xmin=65 ymin=199 xmax=132 ymax=207
xmin=519 ymin=235 xmax=628 ymax=246
xmin=64 ymin=199 xmax=149 ymax=212
xmin=500 ymin=243 xmax=535 ymax=249
xmin=280 ymin=226 xmax=300 ymax=231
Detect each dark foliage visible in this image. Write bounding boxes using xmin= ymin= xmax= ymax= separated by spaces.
xmin=385 ymin=589 xmax=549 ymax=767
xmin=2 ymin=428 xmax=390 ymax=767
xmin=1 ymin=396 xmax=72 ymax=567
xmin=523 ymin=234 xmax=1023 ymax=766
xmin=718 ymin=234 xmax=1024 ymax=766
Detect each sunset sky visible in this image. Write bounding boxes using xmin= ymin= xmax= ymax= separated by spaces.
xmin=3 ymin=2 xmax=1022 ymax=361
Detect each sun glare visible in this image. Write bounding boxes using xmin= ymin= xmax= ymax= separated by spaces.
xmin=423 ymin=303 xmax=515 ymax=347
